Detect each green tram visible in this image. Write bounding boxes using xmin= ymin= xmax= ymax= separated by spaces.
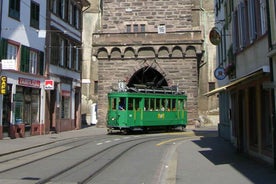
xmin=107 ymin=87 xmax=187 ymax=133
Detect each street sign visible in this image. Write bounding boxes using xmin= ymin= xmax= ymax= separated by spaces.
xmin=45 ymin=80 xmax=54 ymax=90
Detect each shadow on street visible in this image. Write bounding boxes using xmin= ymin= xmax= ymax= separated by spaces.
xmin=192 ymin=129 xmax=276 ymax=184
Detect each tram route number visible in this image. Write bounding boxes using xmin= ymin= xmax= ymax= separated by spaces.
xmin=157 ymin=113 xmax=165 ymax=119
xmin=0 ymin=76 xmax=7 ymax=95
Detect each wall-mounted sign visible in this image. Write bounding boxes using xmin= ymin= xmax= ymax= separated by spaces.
xmin=0 ymin=76 xmax=7 ymax=94
xmin=18 ymin=77 xmax=40 ymax=88
xmin=209 ymin=27 xmax=221 ymax=45
xmin=1 ymin=59 xmax=16 ymax=70
xmin=45 ymin=80 xmax=54 ymax=90
xmin=214 ymin=67 xmax=226 ymax=80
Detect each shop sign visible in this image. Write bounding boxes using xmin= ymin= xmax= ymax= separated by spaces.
xmin=18 ymin=77 xmax=40 ymax=88
xmin=45 ymin=80 xmax=54 ymax=90
xmin=0 ymin=76 xmax=7 ymax=94
xmin=1 ymin=59 xmax=16 ymax=70
xmin=214 ymin=67 xmax=226 ymax=80
xmin=209 ymin=27 xmax=221 ymax=45
xmin=62 ymin=90 xmax=70 ymax=97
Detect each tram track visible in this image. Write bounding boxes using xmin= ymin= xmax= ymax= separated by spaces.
xmin=35 ymin=136 xmax=165 ymax=184
xmin=0 ymin=131 xmax=196 ymax=184
xmin=0 ymin=134 xmax=109 ymax=173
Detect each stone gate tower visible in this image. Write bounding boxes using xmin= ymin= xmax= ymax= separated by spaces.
xmin=92 ymin=0 xmax=204 ymax=127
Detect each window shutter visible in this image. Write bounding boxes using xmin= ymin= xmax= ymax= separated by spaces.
xmin=238 ymin=2 xmax=246 ymax=49
xmin=0 ymin=38 xmax=8 ymax=60
xmin=20 ymin=45 xmax=30 ymax=72
xmin=232 ymin=12 xmax=237 ymax=53
xmin=39 ymin=51 xmax=44 ymax=75
xmin=248 ymin=0 xmax=257 ymax=43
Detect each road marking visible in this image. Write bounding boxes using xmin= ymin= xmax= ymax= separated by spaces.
xmin=156 ymin=132 xmax=196 ymax=146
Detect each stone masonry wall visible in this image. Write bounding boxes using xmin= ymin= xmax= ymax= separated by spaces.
xmin=102 ymin=0 xmax=195 ymax=33
xmin=97 ymin=58 xmax=199 ymax=127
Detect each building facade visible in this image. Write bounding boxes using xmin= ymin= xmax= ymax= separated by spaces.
xmin=0 ymin=0 xmax=89 ymax=139
xmin=81 ymin=0 xmax=101 ymax=126
xmin=44 ymin=0 xmax=89 ymax=133
xmin=0 ymin=0 xmax=47 ymax=138
xmin=207 ymin=0 xmax=273 ymax=165
xmin=267 ymin=0 xmax=276 ymax=168
xmin=92 ymin=0 xmax=211 ymax=127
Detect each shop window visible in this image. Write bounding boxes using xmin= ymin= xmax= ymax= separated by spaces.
xmin=261 ymin=89 xmax=272 ymax=151
xmin=9 ymin=0 xmax=20 ymax=20
xmin=61 ymin=96 xmax=70 ymax=119
xmin=30 ymin=1 xmax=40 ymax=29
xmin=249 ymin=87 xmax=258 ymax=147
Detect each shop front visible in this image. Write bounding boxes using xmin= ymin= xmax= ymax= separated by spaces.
xmin=0 ymin=73 xmax=45 ymax=139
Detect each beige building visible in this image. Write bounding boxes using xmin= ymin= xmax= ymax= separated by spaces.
xmin=207 ymin=0 xmax=273 ymax=166
xmin=82 ymin=0 xmax=101 ymax=125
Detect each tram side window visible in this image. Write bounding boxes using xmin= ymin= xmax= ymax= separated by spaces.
xmin=119 ymin=97 xmax=126 ymax=110
xmin=144 ymin=98 xmax=154 ymax=111
xmin=128 ymin=98 xmax=134 ymax=110
xmin=134 ymin=98 xmax=140 ymax=110
xmin=111 ymin=98 xmax=116 ymax=110
xmin=178 ymin=100 xmax=183 ymax=110
xmin=166 ymin=99 xmax=171 ymax=111
xmin=172 ymin=99 xmax=176 ymax=111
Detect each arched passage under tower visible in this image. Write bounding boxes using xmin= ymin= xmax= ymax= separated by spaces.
xmin=127 ymin=67 xmax=168 ymax=88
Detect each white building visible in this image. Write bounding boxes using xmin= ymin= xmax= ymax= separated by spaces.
xmin=0 ymin=0 xmax=47 ymax=138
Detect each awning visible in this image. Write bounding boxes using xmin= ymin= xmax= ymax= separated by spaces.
xmin=203 ymin=66 xmax=270 ymax=97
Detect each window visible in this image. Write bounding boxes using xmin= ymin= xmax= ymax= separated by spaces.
xmin=61 ymin=96 xmax=70 ymax=118
xmin=75 ymin=48 xmax=79 ymax=71
xmin=59 ymin=38 xmax=65 ymax=66
xmin=30 ymin=1 xmax=40 ymax=29
xmin=260 ymin=0 xmax=267 ymax=34
xmin=94 ymin=81 xmax=98 ymax=94
xmin=68 ymin=2 xmax=73 ymax=24
xmin=58 ymin=0 xmax=66 ymax=19
xmin=126 ymin=25 xmax=131 ymax=32
xmin=73 ymin=5 xmax=80 ymax=29
xmin=232 ymin=0 xmax=267 ymax=52
xmin=208 ymin=82 xmax=215 ymax=91
xmin=9 ymin=0 xmax=20 ymax=20
xmin=7 ymin=43 xmax=18 ymax=60
xmin=67 ymin=44 xmax=72 ymax=68
xmin=133 ymin=24 xmax=138 ymax=32
xmin=29 ymin=50 xmax=38 ymax=74
xmin=51 ymin=0 xmax=57 ymax=14
xmin=141 ymin=24 xmax=145 ymax=32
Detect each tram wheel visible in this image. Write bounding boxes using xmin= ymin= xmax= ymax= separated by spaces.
xmin=107 ymin=128 xmax=113 ymax=134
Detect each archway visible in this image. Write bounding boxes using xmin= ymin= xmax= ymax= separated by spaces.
xmin=127 ymin=67 xmax=168 ymax=88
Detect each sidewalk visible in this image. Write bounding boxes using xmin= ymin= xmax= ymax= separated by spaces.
xmin=0 ymin=125 xmax=107 ymax=156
